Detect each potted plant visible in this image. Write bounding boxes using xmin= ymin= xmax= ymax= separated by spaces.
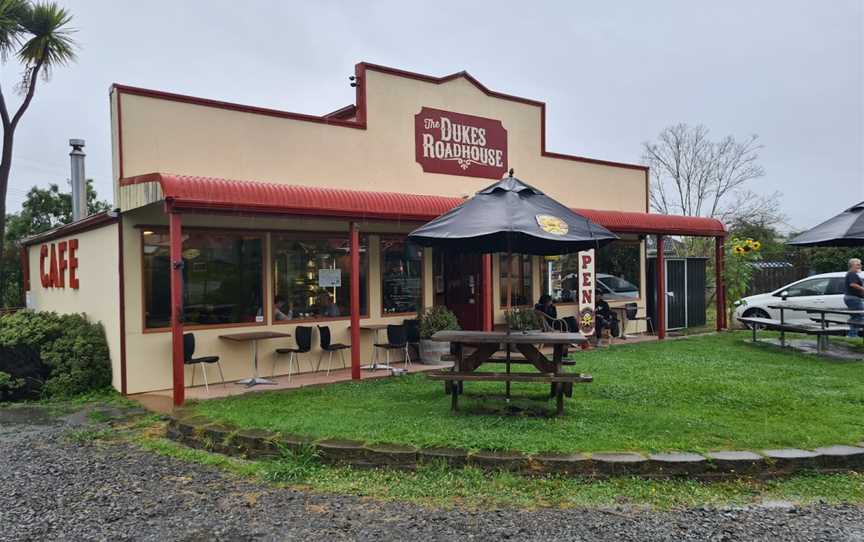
xmin=417 ymin=306 xmax=460 ymax=363
xmin=506 ymin=307 xmax=542 ymax=333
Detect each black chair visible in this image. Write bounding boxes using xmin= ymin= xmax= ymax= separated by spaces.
xmin=184 ymin=333 xmax=225 ymax=392
xmin=624 ymin=302 xmax=654 ymax=335
xmin=403 ymin=319 xmax=420 ymax=364
xmin=316 ymin=325 xmax=350 ymax=375
xmin=274 ymin=326 xmax=313 ymax=381
xmin=373 ymin=324 xmax=410 ymax=369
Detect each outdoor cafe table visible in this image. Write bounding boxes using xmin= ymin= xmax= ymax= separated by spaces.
xmin=348 ymin=323 xmax=393 ymax=370
xmin=767 ymin=304 xmax=864 ymax=351
xmin=430 ymin=330 xmax=589 ymax=414
xmin=218 ymin=331 xmax=291 ymax=387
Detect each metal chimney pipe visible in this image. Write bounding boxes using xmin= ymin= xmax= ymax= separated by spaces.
xmin=69 ymin=139 xmax=87 ymax=221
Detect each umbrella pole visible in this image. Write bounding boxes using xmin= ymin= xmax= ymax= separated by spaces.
xmin=505 ymin=245 xmax=512 ymax=400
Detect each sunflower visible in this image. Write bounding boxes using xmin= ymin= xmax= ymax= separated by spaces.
xmin=751 ymin=241 xmax=762 ymax=250
xmin=733 ymin=246 xmax=745 ymax=255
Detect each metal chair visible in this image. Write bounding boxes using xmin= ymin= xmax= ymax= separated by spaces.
xmin=535 ymin=309 xmax=568 ymax=332
xmin=184 ymin=333 xmax=225 ymax=392
xmin=403 ymin=319 xmax=420 ymax=366
xmin=373 ymin=324 xmax=410 ymax=369
xmin=624 ymin=302 xmax=654 ymax=334
xmin=274 ymin=326 xmax=312 ymax=381
xmin=316 ymin=325 xmax=350 ymax=375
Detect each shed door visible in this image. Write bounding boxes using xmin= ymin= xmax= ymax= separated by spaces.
xmin=686 ymin=259 xmax=706 ymax=327
xmin=666 ymin=260 xmax=686 ymax=330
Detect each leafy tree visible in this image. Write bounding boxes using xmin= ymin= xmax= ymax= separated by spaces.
xmin=1 ymin=180 xmax=108 ymax=306
xmin=0 ymin=1 xmax=78 ymax=306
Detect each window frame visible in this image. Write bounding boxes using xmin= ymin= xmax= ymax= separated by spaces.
xmin=139 ymin=226 xmax=268 ymax=333
xmin=542 ymin=240 xmax=643 ymax=305
xmin=379 ymin=235 xmax=424 ymax=317
xmin=499 ymin=253 xmax=533 ymax=308
xmin=269 ymin=230 xmax=371 ymax=325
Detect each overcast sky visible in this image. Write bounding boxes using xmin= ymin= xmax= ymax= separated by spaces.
xmin=2 ymin=0 xmax=861 ymax=231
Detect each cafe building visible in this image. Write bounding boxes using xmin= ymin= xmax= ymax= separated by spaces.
xmin=21 ymin=62 xmax=726 ymax=405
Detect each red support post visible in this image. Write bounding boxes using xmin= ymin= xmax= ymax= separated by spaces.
xmin=169 ymin=210 xmax=185 ymax=406
xmin=656 ymin=235 xmax=666 ymax=340
xmin=349 ymin=222 xmax=361 ymax=380
xmin=715 ymin=236 xmax=725 ymax=331
xmin=482 ymin=254 xmax=493 ymax=331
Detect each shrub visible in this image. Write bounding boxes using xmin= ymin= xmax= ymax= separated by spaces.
xmin=417 ymin=306 xmax=460 ymax=340
xmin=505 ymin=307 xmax=541 ymax=331
xmin=0 ymin=311 xmax=112 ymax=401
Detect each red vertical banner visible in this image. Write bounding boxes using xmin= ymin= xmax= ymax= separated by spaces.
xmin=656 ymin=235 xmax=666 ymax=340
xmin=349 ymin=222 xmax=361 ymax=380
xmin=577 ymin=249 xmax=596 ymax=336
xmin=169 ymin=211 xmax=185 ymax=406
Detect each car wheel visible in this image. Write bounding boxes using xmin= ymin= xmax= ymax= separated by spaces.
xmin=742 ymin=308 xmax=770 ymax=329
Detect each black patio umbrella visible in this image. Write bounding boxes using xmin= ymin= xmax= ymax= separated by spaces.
xmin=787 ymin=201 xmax=864 ymax=247
xmin=408 ymin=171 xmax=618 ymax=323
xmin=409 ymin=173 xmax=618 ymax=255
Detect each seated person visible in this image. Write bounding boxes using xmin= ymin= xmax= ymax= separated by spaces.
xmin=534 ymin=294 xmax=558 ymax=319
xmin=273 ymin=296 xmax=293 ymax=321
xmin=317 ymin=292 xmax=340 ymax=317
xmin=594 ymin=290 xmax=620 ymax=339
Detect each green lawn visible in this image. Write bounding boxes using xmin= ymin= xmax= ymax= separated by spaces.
xmin=190 ymin=332 xmax=864 ymax=454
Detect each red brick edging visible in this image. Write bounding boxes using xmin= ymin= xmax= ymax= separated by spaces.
xmin=166 ymin=413 xmax=864 ymax=479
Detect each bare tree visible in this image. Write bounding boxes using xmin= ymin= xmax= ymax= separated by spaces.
xmin=643 ymin=123 xmax=777 ymax=226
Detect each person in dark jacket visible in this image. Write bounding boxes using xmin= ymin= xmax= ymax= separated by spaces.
xmin=535 ymin=294 xmax=557 ymax=319
xmin=595 ymin=290 xmax=620 ymax=340
xmin=844 ymin=258 xmax=864 ymax=337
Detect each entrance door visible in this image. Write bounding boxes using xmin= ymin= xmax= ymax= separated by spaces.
xmin=434 ymin=252 xmax=483 ymax=330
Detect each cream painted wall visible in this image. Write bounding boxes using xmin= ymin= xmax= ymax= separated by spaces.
xmin=120 ymin=206 xmax=431 ymax=394
xmin=27 ymin=224 xmax=123 ymax=389
xmin=113 ymin=68 xmax=646 ymax=213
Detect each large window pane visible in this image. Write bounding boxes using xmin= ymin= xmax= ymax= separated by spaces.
xmin=143 ymin=230 xmax=264 ymax=329
xmin=500 ymin=253 xmax=532 ymax=307
xmin=271 ymin=234 xmax=368 ymax=321
xmin=542 ymin=241 xmax=642 ymax=302
xmin=381 ymin=238 xmax=423 ymax=314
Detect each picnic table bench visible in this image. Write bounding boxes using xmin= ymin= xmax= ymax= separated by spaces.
xmin=740 ymin=303 xmax=864 ymax=353
xmin=426 ymin=330 xmax=591 ymax=415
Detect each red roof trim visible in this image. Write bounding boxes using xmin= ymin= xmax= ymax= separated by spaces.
xmin=112 ymin=84 xmax=366 ymax=130
xmin=323 ymin=104 xmax=357 ymax=119
xmin=21 ymin=212 xmax=119 ymax=246
xmin=120 ymin=173 xmax=724 ymax=236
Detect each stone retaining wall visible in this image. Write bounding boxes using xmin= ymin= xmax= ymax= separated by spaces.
xmin=166 ymin=412 xmax=864 ymax=480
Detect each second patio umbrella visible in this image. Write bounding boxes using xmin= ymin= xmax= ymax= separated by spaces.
xmin=787 ymin=201 xmax=864 ymax=247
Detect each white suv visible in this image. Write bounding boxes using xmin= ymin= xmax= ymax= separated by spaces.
xmin=733 ymin=272 xmax=854 ymax=325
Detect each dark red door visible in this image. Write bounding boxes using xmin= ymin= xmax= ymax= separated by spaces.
xmin=438 ymin=252 xmax=483 ymax=330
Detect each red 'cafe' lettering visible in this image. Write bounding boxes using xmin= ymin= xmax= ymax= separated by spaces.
xmin=39 ymin=239 xmax=80 ymax=289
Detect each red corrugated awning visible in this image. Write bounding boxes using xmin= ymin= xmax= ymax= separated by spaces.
xmin=120 ymin=173 xmax=725 ymax=237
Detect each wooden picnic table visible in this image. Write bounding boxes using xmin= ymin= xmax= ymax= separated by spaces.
xmin=219 ymin=331 xmax=291 ymax=387
xmin=766 ymin=304 xmax=864 ymax=351
xmin=427 ymin=330 xmax=592 ymax=415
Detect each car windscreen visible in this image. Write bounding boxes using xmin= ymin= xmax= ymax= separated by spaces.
xmin=599 ymin=276 xmax=639 ymax=293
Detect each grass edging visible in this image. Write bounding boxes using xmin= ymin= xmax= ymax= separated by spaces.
xmin=167 ymin=410 xmax=864 ymax=480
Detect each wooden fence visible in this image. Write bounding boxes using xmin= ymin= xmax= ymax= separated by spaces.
xmin=745 ymin=264 xmax=809 ymax=296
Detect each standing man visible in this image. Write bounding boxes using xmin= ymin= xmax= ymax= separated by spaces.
xmin=844 ymin=258 xmax=864 ymax=337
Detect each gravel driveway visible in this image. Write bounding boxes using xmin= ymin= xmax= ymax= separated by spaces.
xmin=2 ymin=405 xmax=864 ymax=541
